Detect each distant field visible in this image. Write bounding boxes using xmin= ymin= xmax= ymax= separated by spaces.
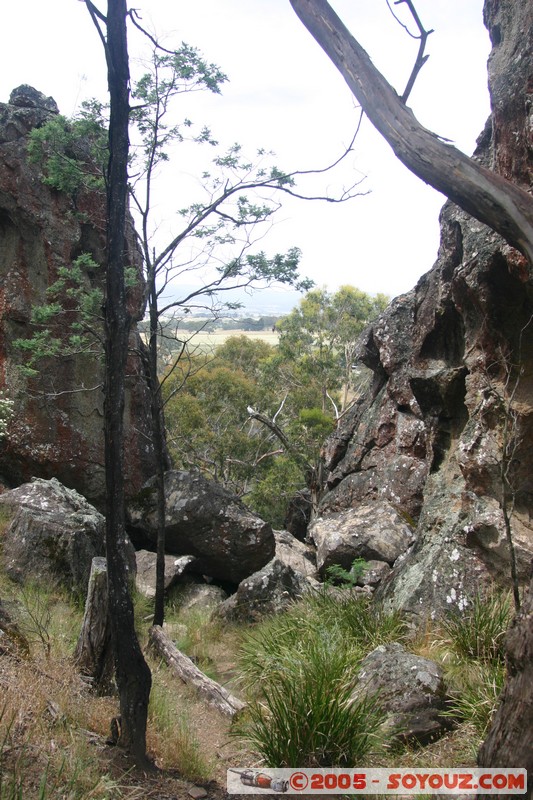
xmin=176 ymin=328 xmax=279 ymax=352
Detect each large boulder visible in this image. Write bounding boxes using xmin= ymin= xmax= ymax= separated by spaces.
xmin=0 ymin=86 xmax=156 ymax=508
xmin=216 ymin=558 xmax=306 ymax=623
xmin=351 ymin=642 xmax=451 ymax=745
xmin=309 ymin=501 xmax=415 ymax=576
xmin=127 ymin=470 xmax=275 ymax=585
xmin=0 ymin=477 xmax=132 ymax=594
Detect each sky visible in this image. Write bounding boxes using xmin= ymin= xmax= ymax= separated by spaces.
xmin=1 ymin=1 xmax=491 ymax=303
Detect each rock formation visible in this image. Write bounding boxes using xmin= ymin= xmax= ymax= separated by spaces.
xmin=318 ymin=0 xmax=533 ymax=620
xmin=0 ymin=85 xmax=156 ymax=507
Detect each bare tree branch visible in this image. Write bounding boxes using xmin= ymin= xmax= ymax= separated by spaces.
xmin=289 ymin=0 xmax=533 ymax=265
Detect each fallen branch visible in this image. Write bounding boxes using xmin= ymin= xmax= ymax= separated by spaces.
xmin=148 ymin=625 xmax=246 ymax=719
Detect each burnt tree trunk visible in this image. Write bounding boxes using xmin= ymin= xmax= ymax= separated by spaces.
xmin=74 ymin=557 xmax=114 ymax=693
xmin=478 ymin=586 xmax=533 ymax=797
xmin=98 ymin=0 xmax=152 ymax=766
xmin=288 ymin=0 xmax=533 ymax=266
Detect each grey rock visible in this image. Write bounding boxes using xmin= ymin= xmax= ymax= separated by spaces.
xmin=309 ymin=501 xmax=415 ymax=575
xmin=135 ymin=551 xmax=195 ymax=598
xmin=352 ymin=642 xmax=451 ymax=745
xmin=216 ymin=558 xmax=306 ymax=623
xmin=175 ymin=583 xmax=228 ymax=612
xmin=356 ymin=559 xmax=391 ymax=588
xmin=274 ymin=529 xmax=317 ymax=579
xmin=127 ymin=470 xmax=275 ymax=584
xmin=0 ymin=478 xmax=134 ymax=594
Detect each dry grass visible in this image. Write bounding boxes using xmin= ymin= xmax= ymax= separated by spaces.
xmin=0 ymin=559 xmax=505 ymax=796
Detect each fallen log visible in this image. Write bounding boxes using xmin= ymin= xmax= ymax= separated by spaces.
xmin=149 ymin=624 xmax=246 ymax=719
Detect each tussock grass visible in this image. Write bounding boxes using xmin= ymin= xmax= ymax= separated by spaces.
xmin=235 ymin=590 xmax=406 ymax=766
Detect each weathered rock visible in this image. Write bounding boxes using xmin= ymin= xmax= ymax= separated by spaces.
xmin=134 ymin=551 xmax=195 ymax=599
xmin=175 ymin=583 xmax=228 ymax=613
xmin=284 ymin=489 xmax=312 ymax=541
xmin=0 ymin=477 xmax=133 ymax=594
xmin=356 ymin=559 xmax=391 ymax=588
xmin=274 ymin=529 xmax=318 ymax=579
xmin=316 ymin=0 xmax=533 ymax=618
xmin=309 ymin=501 xmax=415 ymax=576
xmin=127 ymin=470 xmax=275 ymax=585
xmin=0 ymin=599 xmax=29 ymax=656
xmin=216 ymin=558 xmax=306 ymax=623
xmin=351 ymin=642 xmax=451 ymax=745
xmin=0 ymin=86 xmax=156 ymax=508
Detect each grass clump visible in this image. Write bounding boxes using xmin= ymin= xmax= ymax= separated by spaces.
xmin=148 ymin=673 xmax=212 ymax=781
xmin=442 ymin=591 xmax=512 ymax=663
xmin=437 ymin=591 xmax=513 ymax=738
xmin=236 ymin=590 xmax=404 ymax=766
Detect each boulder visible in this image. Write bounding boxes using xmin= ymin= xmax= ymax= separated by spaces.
xmin=351 ymin=642 xmax=451 ymax=745
xmin=134 ymin=551 xmax=195 ymax=599
xmin=127 ymin=470 xmax=275 ymax=585
xmin=274 ymin=529 xmax=317 ymax=580
xmin=356 ymin=559 xmax=391 ymax=588
xmin=216 ymin=558 xmax=306 ymax=623
xmin=0 ymin=599 xmax=29 ymax=656
xmin=174 ymin=583 xmax=228 ymax=613
xmin=309 ymin=501 xmax=415 ymax=576
xmin=0 ymin=478 xmax=133 ymax=594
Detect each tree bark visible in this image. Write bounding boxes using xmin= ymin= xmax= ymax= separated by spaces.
xmin=102 ymin=0 xmax=151 ymax=766
xmin=288 ymin=0 xmax=533 ymax=266
xmin=149 ymin=625 xmax=246 ymax=719
xmin=477 ymin=587 xmax=533 ymax=798
xmin=74 ymin=557 xmax=114 ymax=694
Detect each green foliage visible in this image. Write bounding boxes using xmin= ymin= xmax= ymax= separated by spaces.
xmin=236 ymin=591 xmax=405 ymax=766
xmin=445 ymin=662 xmax=506 ymax=736
xmin=27 ymin=107 xmax=106 ymax=197
xmin=325 ymin=558 xmax=368 ymax=588
xmin=437 ymin=591 xmax=512 ymax=737
xmin=14 ymin=253 xmax=103 ymax=375
xmin=246 ymin=456 xmax=303 ymax=528
xmin=442 ymin=591 xmax=512 ymax=663
xmin=275 ymin=285 xmax=388 ymax=412
xmin=236 ymin=639 xmax=384 ymax=767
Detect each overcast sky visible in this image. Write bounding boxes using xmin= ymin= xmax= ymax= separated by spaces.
xmin=1 ymin=1 xmax=491 ymax=301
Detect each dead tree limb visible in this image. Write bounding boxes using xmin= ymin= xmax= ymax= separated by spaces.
xmin=289 ymin=0 xmax=533 ymax=265
xmin=74 ymin=557 xmax=114 ymax=694
xmin=148 ymin=625 xmax=246 ymax=719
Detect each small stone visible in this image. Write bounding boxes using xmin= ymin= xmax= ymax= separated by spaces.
xmin=188 ymin=786 xmax=208 ymax=799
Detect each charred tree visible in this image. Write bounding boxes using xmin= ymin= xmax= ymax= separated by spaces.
xmin=85 ymin=0 xmax=152 ymax=766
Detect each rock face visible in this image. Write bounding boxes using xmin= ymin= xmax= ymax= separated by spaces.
xmin=0 ymin=478 xmax=109 ymax=594
xmin=0 ymin=86 xmax=156 ymax=508
xmin=127 ymin=470 xmax=275 ymax=585
xmin=319 ymin=0 xmax=533 ymax=619
xmin=351 ymin=643 xmax=450 ymax=745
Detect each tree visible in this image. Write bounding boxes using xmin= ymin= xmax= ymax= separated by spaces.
xmin=125 ymin=38 xmax=365 ymax=625
xmin=83 ymin=0 xmax=151 ymax=766
xmin=275 ymin=286 xmax=388 ymax=414
xmin=287 ymin=0 xmax=533 ymax=784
